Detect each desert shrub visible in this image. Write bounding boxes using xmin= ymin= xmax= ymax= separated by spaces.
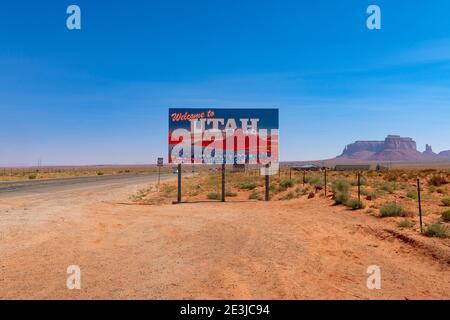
xmin=441 ymin=210 xmax=450 ymax=222
xmin=131 ymin=188 xmax=148 ymax=202
xmin=346 ymin=198 xmax=365 ymax=210
xmin=399 ymin=183 xmax=408 ymax=190
xmin=441 ymin=197 xmax=450 ymax=207
xmin=360 ymin=189 xmax=369 ymax=196
xmin=380 ymin=182 xmax=396 ymax=194
xmin=307 ymin=176 xmax=323 ymax=188
xmin=238 ymin=182 xmax=257 ymax=190
xmin=398 ymin=219 xmax=414 ymax=229
xmin=281 ymin=191 xmax=296 ymax=200
xmin=207 ymin=192 xmax=221 ymax=200
xmin=300 ymin=188 xmax=309 ymax=196
xmin=331 ymin=179 xmax=351 ymax=194
xmin=335 ymin=192 xmax=349 ymax=205
xmin=350 ymin=178 xmax=367 ymax=186
xmin=429 ymin=175 xmax=448 ymax=187
xmin=429 ymin=186 xmax=437 ymax=193
xmin=380 ymin=202 xmax=404 ymax=217
xmin=97 ymin=171 xmax=104 ymax=176
xmin=384 ymin=171 xmax=401 ymax=182
xmin=369 ymin=191 xmax=380 ymax=200
xmin=280 ymin=178 xmax=294 ymax=189
xmin=161 ymin=184 xmax=177 ymax=197
xmin=28 ymin=173 xmax=37 ymax=180
xmin=225 ymin=191 xmax=237 ymax=197
xmin=249 ymin=191 xmax=261 ymax=200
xmin=406 ymin=191 xmax=418 ymax=200
xmin=424 ymin=223 xmax=449 ymax=238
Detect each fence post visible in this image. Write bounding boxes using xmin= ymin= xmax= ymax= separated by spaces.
xmin=265 ymin=164 xmax=270 ymax=201
xmin=324 ymin=168 xmax=327 ymax=197
xmin=303 ymin=171 xmax=306 ymax=186
xmin=358 ymin=172 xmax=361 ymax=202
xmin=221 ymin=163 xmax=226 ymax=202
xmin=417 ymin=179 xmax=423 ymax=233
xmin=290 ymin=168 xmax=292 ymax=180
xmin=177 ymin=164 xmax=182 ymax=203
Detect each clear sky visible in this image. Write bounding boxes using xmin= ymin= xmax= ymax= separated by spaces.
xmin=1 ymin=1 xmax=450 ymax=165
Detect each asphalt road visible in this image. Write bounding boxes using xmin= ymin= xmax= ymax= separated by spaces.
xmin=0 ymin=173 xmax=175 ymax=197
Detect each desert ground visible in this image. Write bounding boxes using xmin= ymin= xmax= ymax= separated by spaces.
xmin=0 ymin=168 xmax=449 ymax=299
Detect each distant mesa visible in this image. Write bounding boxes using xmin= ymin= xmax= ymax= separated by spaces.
xmin=335 ymin=135 xmax=450 ymax=162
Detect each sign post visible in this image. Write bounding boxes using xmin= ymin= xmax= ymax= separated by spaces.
xmin=221 ymin=163 xmax=226 ymax=202
xmin=177 ymin=164 xmax=182 ymax=203
xmin=157 ymin=157 xmax=163 ymax=186
xmin=265 ymin=164 xmax=270 ymax=201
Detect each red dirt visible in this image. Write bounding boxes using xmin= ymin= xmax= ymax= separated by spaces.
xmin=0 ymin=180 xmax=449 ymax=299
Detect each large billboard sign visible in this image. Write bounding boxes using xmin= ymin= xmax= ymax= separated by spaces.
xmin=168 ymin=108 xmax=279 ymax=165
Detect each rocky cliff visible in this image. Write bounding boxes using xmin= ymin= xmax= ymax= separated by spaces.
xmin=337 ymin=135 xmax=450 ymax=162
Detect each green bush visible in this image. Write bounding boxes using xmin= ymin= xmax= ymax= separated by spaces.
xmin=334 ymin=192 xmax=349 ymax=205
xmin=368 ymin=191 xmax=380 ymax=200
xmin=360 ymin=189 xmax=369 ymax=196
xmin=238 ymin=182 xmax=257 ymax=190
xmin=249 ymin=191 xmax=261 ymax=200
xmin=406 ymin=191 xmax=418 ymax=200
xmin=441 ymin=197 xmax=450 ymax=207
xmin=380 ymin=202 xmax=404 ymax=217
xmin=398 ymin=219 xmax=414 ymax=229
xmin=207 ymin=192 xmax=221 ymax=200
xmin=225 ymin=191 xmax=237 ymax=197
xmin=280 ymin=179 xmax=294 ymax=189
xmin=307 ymin=176 xmax=323 ymax=188
xmin=429 ymin=175 xmax=448 ymax=187
xmin=28 ymin=173 xmax=37 ymax=180
xmin=425 ymin=222 xmax=449 ymax=238
xmin=331 ymin=179 xmax=350 ymax=194
xmin=346 ymin=198 xmax=365 ymax=210
xmin=350 ymin=178 xmax=367 ymax=186
xmin=441 ymin=210 xmax=450 ymax=222
xmin=380 ymin=183 xmax=396 ymax=194
xmin=97 ymin=171 xmax=104 ymax=176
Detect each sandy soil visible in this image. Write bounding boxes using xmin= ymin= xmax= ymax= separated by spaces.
xmin=0 ymin=178 xmax=449 ymax=300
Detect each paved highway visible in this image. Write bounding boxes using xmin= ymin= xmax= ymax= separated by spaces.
xmin=0 ymin=173 xmax=175 ymax=197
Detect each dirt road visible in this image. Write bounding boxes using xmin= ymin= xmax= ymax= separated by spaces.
xmin=0 ymin=177 xmax=449 ymax=299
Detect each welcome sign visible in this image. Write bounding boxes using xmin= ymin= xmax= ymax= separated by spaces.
xmin=168 ymin=108 xmax=279 ymax=165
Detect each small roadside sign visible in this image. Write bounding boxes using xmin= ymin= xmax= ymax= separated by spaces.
xmin=157 ymin=157 xmax=164 ymax=186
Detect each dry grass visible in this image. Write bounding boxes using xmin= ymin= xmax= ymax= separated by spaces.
xmin=0 ymin=165 xmax=172 ymax=181
xmin=131 ymin=167 xmax=450 ymax=240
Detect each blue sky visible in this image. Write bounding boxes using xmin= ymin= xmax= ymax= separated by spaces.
xmin=1 ymin=1 xmax=450 ymax=165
